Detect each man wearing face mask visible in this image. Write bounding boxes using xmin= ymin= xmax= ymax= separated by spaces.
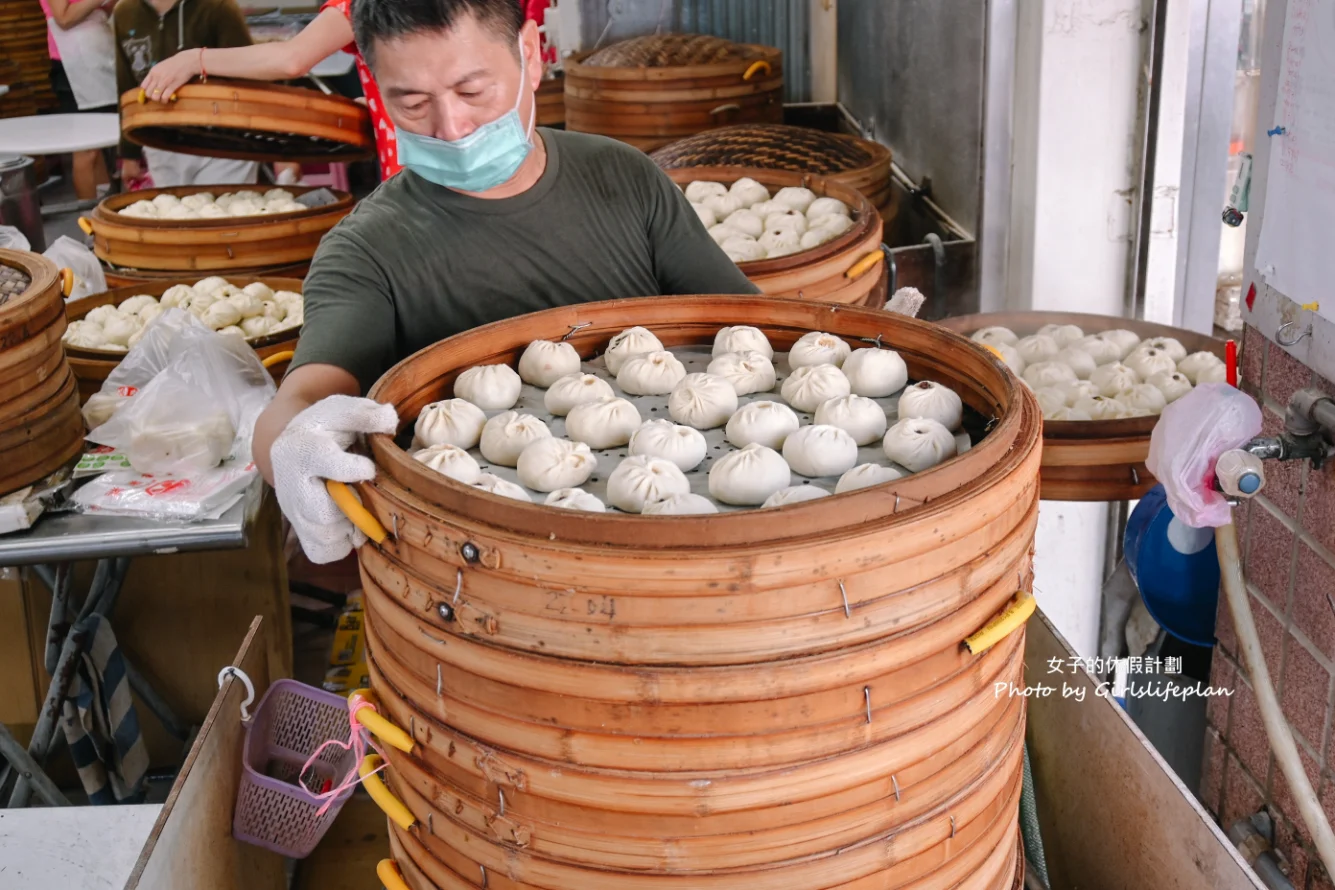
xmin=254 ymin=0 xmax=758 ymax=564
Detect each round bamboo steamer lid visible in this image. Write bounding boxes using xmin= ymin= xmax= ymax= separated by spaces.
xmin=651 ymin=124 xmax=894 ymax=220
xmin=64 ymin=276 xmax=304 ymax=402
xmin=664 ymin=166 xmax=886 ymax=308
xmin=563 ymin=35 xmax=783 ymax=153
xmin=118 ymin=80 xmax=374 ymax=164
xmin=83 ymin=184 xmax=352 ymax=272
xmin=102 ymin=260 xmax=309 ymax=288
xmin=940 ymin=310 xmax=1226 ymax=501
xmin=0 ymin=249 xmax=84 ymax=494
xmin=536 ymin=73 xmax=564 ymax=128
xmin=354 ymin=295 xmax=1041 ymax=887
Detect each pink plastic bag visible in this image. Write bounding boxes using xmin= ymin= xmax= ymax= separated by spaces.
xmin=1146 ymin=383 xmax=1262 ymax=528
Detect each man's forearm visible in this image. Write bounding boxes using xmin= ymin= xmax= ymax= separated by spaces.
xmin=254 ymin=389 xmax=317 ymax=485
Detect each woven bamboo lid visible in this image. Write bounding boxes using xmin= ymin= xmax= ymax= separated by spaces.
xmin=583 ymin=33 xmax=768 ymax=67
xmin=651 ymin=123 xmax=891 ymax=176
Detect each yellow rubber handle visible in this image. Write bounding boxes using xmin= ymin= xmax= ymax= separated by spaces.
xmin=361 ymin=755 xmax=417 ymax=831
xmin=349 ymin=689 xmax=414 ymax=753
xmin=260 ymin=350 xmax=295 ymax=369
xmin=377 ymin=860 xmax=412 ymax=890
xmin=77 ymin=217 xmax=94 ymax=236
xmin=326 ymin=480 xmax=388 ymax=544
xmin=137 ymin=88 xmax=146 ymax=104
xmin=742 ymin=60 xmax=771 ymax=81
xmin=59 ymin=268 xmax=74 ymax=298
xmin=964 ymin=591 xmax=1037 ymax=655
xmin=981 ymin=344 xmax=1004 ymax=361
xmin=845 ymin=250 xmax=885 ymax=281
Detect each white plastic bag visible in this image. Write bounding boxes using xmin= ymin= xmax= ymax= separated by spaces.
xmin=86 ymin=309 xmax=276 ymax=474
xmin=44 ymin=235 xmax=105 ymax=301
xmin=1146 ymin=382 xmax=1262 ymax=528
xmin=71 ymin=461 xmax=257 ymax=520
xmin=0 ymin=226 xmax=31 ymax=251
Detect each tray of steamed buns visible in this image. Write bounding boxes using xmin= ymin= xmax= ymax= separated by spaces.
xmin=394 ymin=322 xmax=988 ymax=516
xmin=665 ymin=166 xmax=887 ymax=307
xmin=940 ymin=310 xmax=1228 ymax=501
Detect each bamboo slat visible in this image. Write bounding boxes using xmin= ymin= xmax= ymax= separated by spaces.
xmin=64 ymin=277 xmax=303 ymax=402
xmin=650 ymin=124 xmax=894 ymax=221
xmin=356 ymin=296 xmax=1041 ymax=888
xmin=85 ymin=185 xmax=352 ymax=272
xmin=102 ymin=261 xmax=309 ymax=288
xmin=118 ymin=81 xmax=374 ymax=163
xmin=563 ymin=37 xmax=782 ymax=153
xmin=939 ymin=310 xmax=1225 ymax=502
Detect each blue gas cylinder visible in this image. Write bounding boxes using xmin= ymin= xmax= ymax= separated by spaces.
xmin=1123 ymin=484 xmax=1221 ymax=647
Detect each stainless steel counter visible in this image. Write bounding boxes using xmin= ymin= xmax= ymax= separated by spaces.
xmin=0 ymin=480 xmax=264 ymax=566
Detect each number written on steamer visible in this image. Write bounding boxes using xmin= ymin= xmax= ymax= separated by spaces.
xmin=544 ymin=589 xmax=617 ymax=620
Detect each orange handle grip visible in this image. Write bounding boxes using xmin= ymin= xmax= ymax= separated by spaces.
xmin=964 ymin=591 xmax=1037 ymax=655
xmin=845 ymin=250 xmax=885 ymax=281
xmin=361 ymin=755 xmax=417 ymax=831
xmin=260 ymin=350 xmax=295 ymax=369
xmin=59 ymin=268 xmax=74 ymax=298
xmin=377 ymin=860 xmax=411 ymax=890
xmin=77 ymin=217 xmax=94 ymax=236
xmin=742 ymin=60 xmax=771 ymax=81
xmin=326 ymin=480 xmax=388 ymax=544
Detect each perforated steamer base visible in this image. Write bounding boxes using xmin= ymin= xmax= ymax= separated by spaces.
xmin=411 ymin=346 xmax=984 ymax=512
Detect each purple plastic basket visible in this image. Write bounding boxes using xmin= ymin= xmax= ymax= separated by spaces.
xmin=232 ymin=679 xmax=357 ymax=857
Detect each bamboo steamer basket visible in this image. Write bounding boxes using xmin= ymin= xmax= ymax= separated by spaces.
xmin=64 ymin=276 xmax=303 ymax=402
xmin=119 ymin=80 xmax=374 ymax=163
xmin=0 ymin=249 xmax=84 ymax=495
xmin=80 ymin=185 xmax=352 ymax=273
xmin=335 ymin=295 xmax=1042 ymax=888
xmin=665 ymin=166 xmax=886 ymax=308
xmin=564 ymin=35 xmax=783 ymax=153
xmin=102 ymin=260 xmax=309 ymax=288
xmin=536 ymin=73 xmax=564 ymax=127
xmin=940 ymin=311 xmax=1226 ymax=501
xmin=651 ymin=123 xmax=895 ymax=221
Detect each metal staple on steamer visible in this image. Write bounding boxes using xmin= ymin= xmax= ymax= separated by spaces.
xmin=453 ymin=568 xmax=462 ymax=604
xmin=864 ymin=686 xmax=872 ymax=724
xmin=499 ymin=788 xmax=506 ymax=817
xmin=891 ymin=775 xmax=900 ymax=801
xmin=480 ymin=865 xmax=488 ymax=888
xmin=950 ymin=815 xmax=957 ymax=838
xmin=562 ymin=322 xmax=592 ymax=341
xmin=839 ymin=580 xmax=851 ymax=618
xmin=436 ymin=664 xmax=443 ymax=697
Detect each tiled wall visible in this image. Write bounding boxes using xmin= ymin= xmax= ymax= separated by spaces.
xmin=1202 ymin=324 xmax=1335 ymax=889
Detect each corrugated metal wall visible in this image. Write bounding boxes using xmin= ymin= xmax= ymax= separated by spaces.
xmin=675 ymin=0 xmax=810 ymax=103
xmin=575 ymin=0 xmax=811 ymax=104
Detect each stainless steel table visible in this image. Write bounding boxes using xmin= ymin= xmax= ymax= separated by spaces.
xmin=0 ymin=480 xmax=265 ymax=807
xmin=0 ymin=479 xmax=263 ymax=566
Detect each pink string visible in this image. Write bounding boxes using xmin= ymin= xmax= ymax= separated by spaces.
xmin=299 ymin=696 xmax=384 ymax=818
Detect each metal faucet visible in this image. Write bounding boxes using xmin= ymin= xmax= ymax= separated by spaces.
xmin=1243 ymin=388 xmax=1335 ymax=469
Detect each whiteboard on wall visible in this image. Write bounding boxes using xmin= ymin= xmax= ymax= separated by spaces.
xmin=1253 ymin=0 xmax=1335 ymax=325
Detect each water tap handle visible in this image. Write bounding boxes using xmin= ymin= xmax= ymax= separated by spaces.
xmin=1217 ymin=449 xmax=1266 ymax=498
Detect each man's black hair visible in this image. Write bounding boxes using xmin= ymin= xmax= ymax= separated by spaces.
xmin=353 ymin=0 xmax=524 ymax=70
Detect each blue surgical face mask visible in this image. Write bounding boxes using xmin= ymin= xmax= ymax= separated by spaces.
xmin=395 ymin=36 xmax=535 ymax=192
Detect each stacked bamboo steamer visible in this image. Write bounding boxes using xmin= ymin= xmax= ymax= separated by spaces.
xmin=667 ymin=167 xmax=887 ymax=308
xmin=346 ymin=296 xmax=1041 ymax=889
xmin=63 ymin=276 xmax=304 ymax=402
xmin=536 ymin=73 xmax=564 ymax=127
xmin=79 ymin=185 xmax=353 ymax=282
xmin=0 ymin=0 xmax=57 ymax=112
xmin=0 ymin=249 xmax=84 ymax=495
xmin=941 ymin=311 xmax=1226 ymax=501
xmin=652 ymin=124 xmax=895 ymax=222
xmin=564 ymin=34 xmax=783 ymax=153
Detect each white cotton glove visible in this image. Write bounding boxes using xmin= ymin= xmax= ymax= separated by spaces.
xmin=271 ymin=395 xmax=400 ymax=565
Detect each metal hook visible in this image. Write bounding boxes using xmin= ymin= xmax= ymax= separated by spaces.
xmin=864 ymin=686 xmax=872 ymax=724
xmin=562 ymin=322 xmax=592 ymax=342
xmin=839 ymin=580 xmax=851 ymax=619
xmin=891 ymin=775 xmax=901 ymax=801
xmin=480 ymin=865 xmax=488 ymax=888
xmin=216 ymin=666 xmax=255 ymax=721
xmin=1277 ymin=321 xmax=1312 ymax=347
xmin=453 ymin=568 xmax=462 ymax=604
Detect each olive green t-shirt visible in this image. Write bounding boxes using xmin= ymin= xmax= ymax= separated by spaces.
xmin=290 ymin=129 xmax=760 ymax=394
